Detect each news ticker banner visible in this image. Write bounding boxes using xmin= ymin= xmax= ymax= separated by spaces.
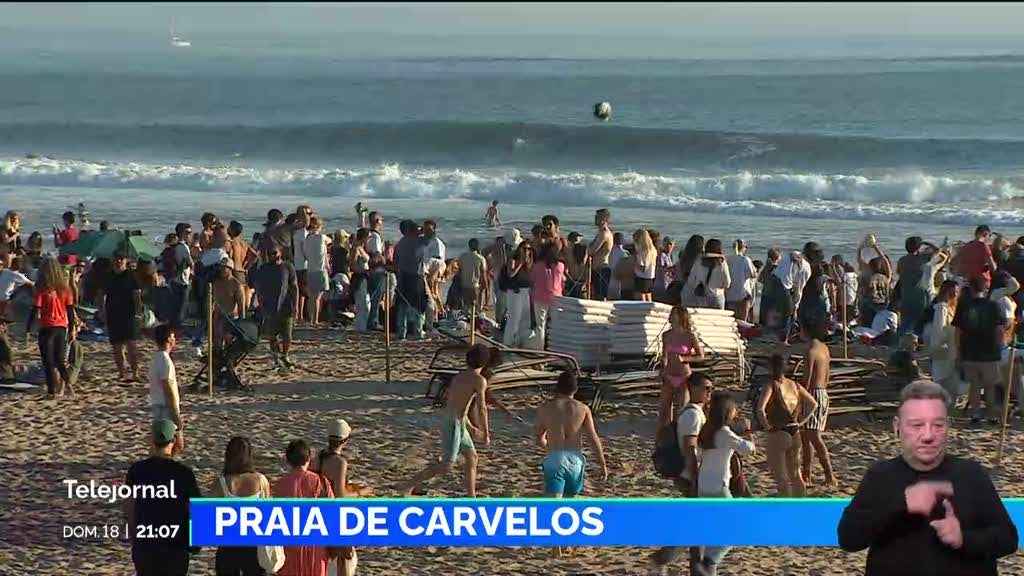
xmin=192 ymin=498 xmax=1024 ymax=547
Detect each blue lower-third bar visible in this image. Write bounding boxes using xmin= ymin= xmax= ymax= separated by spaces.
xmin=189 ymin=498 xmax=1024 ymax=548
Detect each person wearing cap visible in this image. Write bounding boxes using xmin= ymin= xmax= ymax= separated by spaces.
xmin=124 ymin=418 xmax=202 ymax=576
xmin=314 ymin=418 xmax=373 ymax=500
xmin=212 ymin=256 xmax=246 ymax=351
xmin=99 ymin=250 xmax=143 ymax=382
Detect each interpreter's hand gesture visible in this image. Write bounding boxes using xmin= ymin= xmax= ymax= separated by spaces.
xmin=905 ymin=481 xmax=954 ymax=515
xmin=930 ymin=499 xmax=963 ymax=550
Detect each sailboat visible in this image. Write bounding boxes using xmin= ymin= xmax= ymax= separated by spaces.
xmin=170 ymin=18 xmax=191 ymax=48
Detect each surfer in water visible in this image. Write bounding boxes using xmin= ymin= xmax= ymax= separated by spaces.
xmin=486 ymin=201 xmax=501 ymax=228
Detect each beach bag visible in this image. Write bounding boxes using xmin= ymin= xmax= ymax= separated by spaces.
xmin=729 ymin=453 xmax=752 ymax=498
xmin=256 ymin=475 xmax=286 ymax=574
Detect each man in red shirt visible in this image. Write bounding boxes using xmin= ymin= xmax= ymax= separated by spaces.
xmin=53 ymin=211 xmax=80 ymax=266
xmin=954 ymin=225 xmax=998 ymax=284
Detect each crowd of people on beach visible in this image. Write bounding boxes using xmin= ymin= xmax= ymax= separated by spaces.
xmin=1 ymin=200 xmax=1022 ymax=575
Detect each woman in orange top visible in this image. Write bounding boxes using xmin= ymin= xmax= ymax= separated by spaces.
xmin=272 ymin=440 xmax=335 ymax=576
xmin=34 ymin=257 xmax=77 ymax=399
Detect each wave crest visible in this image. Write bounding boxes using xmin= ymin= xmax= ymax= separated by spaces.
xmin=2 ymin=156 xmax=1022 ymax=225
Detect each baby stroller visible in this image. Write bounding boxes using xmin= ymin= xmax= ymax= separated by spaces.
xmin=192 ymin=312 xmax=260 ymax=391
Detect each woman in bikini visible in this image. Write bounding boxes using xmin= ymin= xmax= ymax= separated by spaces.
xmin=756 ymin=353 xmax=818 ymax=497
xmin=658 ymin=306 xmax=704 ymax=428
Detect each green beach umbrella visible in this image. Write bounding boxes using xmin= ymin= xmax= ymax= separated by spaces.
xmin=60 ymin=230 xmax=161 ymax=261
xmin=59 ymin=230 xmax=121 ymax=258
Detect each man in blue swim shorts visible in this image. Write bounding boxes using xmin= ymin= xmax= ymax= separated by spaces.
xmin=536 ymin=371 xmax=608 ymax=497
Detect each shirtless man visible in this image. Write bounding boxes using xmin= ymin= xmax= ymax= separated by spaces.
xmin=485 ymin=201 xmax=500 ymax=228
xmin=800 ymin=320 xmax=837 ymax=488
xmin=588 ymin=209 xmax=613 ymax=300
xmin=212 ymin=258 xmax=245 ymax=350
xmin=226 ymin=221 xmax=257 ymax=311
xmin=536 ymin=371 xmax=608 ymax=556
xmin=541 ymin=215 xmax=567 ymax=256
xmin=401 ymin=345 xmax=492 ymax=497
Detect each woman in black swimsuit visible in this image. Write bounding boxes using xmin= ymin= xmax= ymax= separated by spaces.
xmin=756 ymin=354 xmax=818 ymax=497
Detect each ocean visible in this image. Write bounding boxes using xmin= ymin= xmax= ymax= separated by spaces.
xmin=2 ymin=33 xmax=1024 ymax=260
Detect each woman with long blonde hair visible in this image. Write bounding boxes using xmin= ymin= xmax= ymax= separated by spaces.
xmin=658 ymin=306 xmax=703 ymax=427
xmin=633 ymin=229 xmax=657 ymax=302
xmin=34 ymin=257 xmax=77 ymax=399
xmin=0 ymin=210 xmax=22 ymax=265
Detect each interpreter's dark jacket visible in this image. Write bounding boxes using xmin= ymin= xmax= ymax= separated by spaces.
xmin=838 ymin=456 xmax=1017 ymax=576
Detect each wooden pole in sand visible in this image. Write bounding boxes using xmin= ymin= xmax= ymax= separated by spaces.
xmin=385 ymin=273 xmax=392 ymax=383
xmin=841 ymin=276 xmax=849 ymax=359
xmin=585 ymin=260 xmax=592 ymax=300
xmin=470 ymin=302 xmax=477 ymax=346
xmin=207 ymin=284 xmax=214 ymax=398
xmin=997 ymin=342 xmax=1017 ymax=466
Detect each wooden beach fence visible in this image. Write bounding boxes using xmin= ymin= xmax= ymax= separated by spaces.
xmin=470 ymin=303 xmax=477 ymax=346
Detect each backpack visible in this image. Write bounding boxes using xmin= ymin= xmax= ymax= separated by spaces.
xmin=652 ymin=422 xmax=685 ymax=478
xmin=652 ymin=404 xmax=698 ymax=478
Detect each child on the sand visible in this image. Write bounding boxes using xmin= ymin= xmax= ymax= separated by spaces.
xmin=401 ymin=345 xmax=493 ymax=497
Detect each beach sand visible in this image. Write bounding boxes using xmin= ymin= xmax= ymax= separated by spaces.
xmin=2 ymin=328 xmax=1024 ymax=575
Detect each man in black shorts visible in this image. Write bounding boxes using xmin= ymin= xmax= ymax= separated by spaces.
xmin=253 ymin=246 xmax=298 ymax=368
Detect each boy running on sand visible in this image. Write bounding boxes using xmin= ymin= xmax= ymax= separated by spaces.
xmin=401 ymin=344 xmax=493 ymax=497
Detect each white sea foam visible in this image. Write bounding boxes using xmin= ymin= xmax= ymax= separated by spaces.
xmin=1 ymin=156 xmax=1022 ymax=226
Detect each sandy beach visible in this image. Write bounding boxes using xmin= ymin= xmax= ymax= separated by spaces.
xmin=1 ymin=326 xmax=1023 ymax=576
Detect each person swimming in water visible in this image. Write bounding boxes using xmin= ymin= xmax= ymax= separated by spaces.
xmin=658 ymin=306 xmax=704 ymax=429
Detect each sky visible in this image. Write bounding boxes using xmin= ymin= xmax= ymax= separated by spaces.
xmin=2 ymin=3 xmax=1023 ymax=59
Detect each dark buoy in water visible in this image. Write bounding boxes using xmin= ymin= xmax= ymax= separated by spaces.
xmin=593 ymin=101 xmax=611 ymax=122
